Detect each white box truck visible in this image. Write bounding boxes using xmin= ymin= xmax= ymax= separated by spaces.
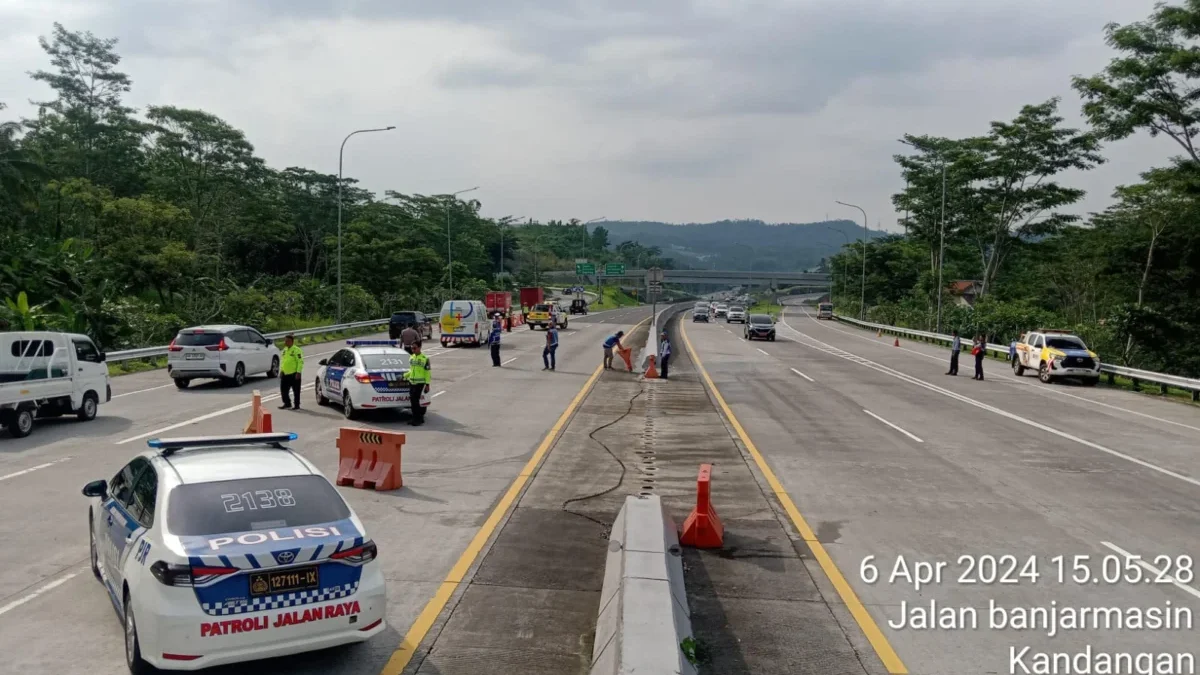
xmin=0 ymin=332 xmax=111 ymax=438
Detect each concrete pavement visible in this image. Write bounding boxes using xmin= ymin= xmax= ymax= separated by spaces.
xmin=0 ymin=305 xmax=649 ymax=675
xmin=682 ymin=307 xmax=1200 ymax=674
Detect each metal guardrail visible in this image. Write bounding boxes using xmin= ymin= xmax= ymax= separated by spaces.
xmin=638 ymin=303 xmax=680 ymax=373
xmin=831 ymin=313 xmax=1200 ymax=401
xmin=105 ymin=318 xmax=390 ymax=363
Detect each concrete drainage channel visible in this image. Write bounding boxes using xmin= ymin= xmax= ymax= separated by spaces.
xmin=590 ymin=495 xmax=698 ymax=675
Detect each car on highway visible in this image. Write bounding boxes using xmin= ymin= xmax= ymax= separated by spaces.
xmin=387 ymin=311 xmax=433 ymax=341
xmin=744 ymin=314 xmax=776 ymax=341
xmin=315 ymin=340 xmax=431 ymax=419
xmin=1012 ymin=329 xmax=1101 ymax=386
xmin=1 ymin=331 xmax=111 ymax=438
xmin=81 ymin=432 xmax=386 ymax=674
xmin=439 ymin=300 xmax=489 ymax=347
xmin=569 ymin=298 xmax=588 ymax=315
xmin=714 ymin=303 xmax=729 ymax=318
xmin=692 ymin=306 xmax=710 ymax=322
xmin=726 ymin=306 xmax=746 ymax=323
xmin=817 ymin=303 xmax=834 ymax=319
xmin=526 ymin=303 xmax=568 ymax=330
xmin=167 ymin=325 xmax=280 ymax=389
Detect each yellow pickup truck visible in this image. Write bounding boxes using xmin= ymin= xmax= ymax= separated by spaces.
xmin=526 ymin=303 xmax=568 ymax=330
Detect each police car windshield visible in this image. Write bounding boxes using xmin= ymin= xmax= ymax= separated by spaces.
xmin=1046 ymin=336 xmax=1086 ymax=350
xmin=167 ymin=475 xmax=350 ymax=536
xmin=360 ymin=352 xmax=410 ymax=370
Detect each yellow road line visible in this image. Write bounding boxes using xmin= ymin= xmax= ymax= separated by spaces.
xmin=679 ymin=321 xmax=909 ymax=674
xmin=381 ymin=314 xmax=651 ymax=675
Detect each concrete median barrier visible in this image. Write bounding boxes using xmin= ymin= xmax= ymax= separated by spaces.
xmin=590 ymin=495 xmax=698 ymax=675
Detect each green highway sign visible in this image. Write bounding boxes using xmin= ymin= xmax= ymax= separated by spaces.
xmin=576 ymin=262 xmax=596 ymax=275
xmin=605 ymin=263 xmax=626 ymax=276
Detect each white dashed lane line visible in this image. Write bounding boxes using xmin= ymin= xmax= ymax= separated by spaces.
xmin=0 ymin=457 xmax=72 ymax=483
xmin=0 ymin=572 xmax=80 ymax=617
xmin=863 ymin=409 xmax=924 ymax=443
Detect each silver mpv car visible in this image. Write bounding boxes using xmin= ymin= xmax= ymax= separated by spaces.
xmin=166 ymin=325 xmax=281 ymax=388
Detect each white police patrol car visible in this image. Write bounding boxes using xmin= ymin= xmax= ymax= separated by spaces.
xmin=81 ymin=433 xmax=386 ymax=672
xmin=314 ymin=340 xmax=431 ymax=420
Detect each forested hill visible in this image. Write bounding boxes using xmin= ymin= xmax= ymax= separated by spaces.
xmin=601 ymin=219 xmax=876 ymax=271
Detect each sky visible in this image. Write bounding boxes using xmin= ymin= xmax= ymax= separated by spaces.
xmin=0 ymin=0 xmax=1180 ymax=233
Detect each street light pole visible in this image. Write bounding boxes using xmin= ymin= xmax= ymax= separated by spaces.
xmin=581 ymin=217 xmax=606 ymax=261
xmin=835 ymin=201 xmax=869 ymax=320
xmin=337 ymin=125 xmax=395 ymax=323
xmin=825 ymin=227 xmax=850 ymax=300
xmin=499 ymin=216 xmax=522 ymax=278
xmin=936 ymin=164 xmax=947 ymax=333
xmin=445 ymin=186 xmax=479 ymax=296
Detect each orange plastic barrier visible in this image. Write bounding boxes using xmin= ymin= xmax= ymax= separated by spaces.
xmin=336 ymin=428 xmax=405 ymax=491
xmin=617 ymin=345 xmax=633 ymax=371
xmin=644 ymin=354 xmax=659 ymax=379
xmin=680 ymin=464 xmax=724 ymax=548
xmin=243 ymin=390 xmax=273 ymax=434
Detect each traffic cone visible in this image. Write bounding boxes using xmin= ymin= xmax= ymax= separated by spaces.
xmin=894 ymin=337 xmax=900 ymax=347
xmin=645 ymin=354 xmax=659 ymax=379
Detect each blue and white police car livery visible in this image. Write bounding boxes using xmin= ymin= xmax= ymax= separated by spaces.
xmin=82 ymin=433 xmax=386 ymax=673
xmin=314 ymin=340 xmax=431 ymax=420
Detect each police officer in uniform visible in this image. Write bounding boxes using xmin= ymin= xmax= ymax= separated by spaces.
xmin=405 ymin=340 xmax=431 ymax=425
xmin=278 ymin=334 xmax=304 ymax=409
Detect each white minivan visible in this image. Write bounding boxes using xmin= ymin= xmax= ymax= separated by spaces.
xmin=0 ymin=331 xmax=111 ymax=438
xmin=439 ymin=300 xmax=488 ymax=347
xmin=166 ymin=325 xmax=281 ymax=388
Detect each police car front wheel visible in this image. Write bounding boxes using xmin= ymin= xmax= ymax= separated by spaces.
xmin=88 ymin=512 xmax=101 ymax=580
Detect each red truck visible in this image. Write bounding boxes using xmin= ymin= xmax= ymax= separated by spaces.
xmin=519 ymin=287 xmax=544 ymax=311
xmin=486 ymin=291 xmax=512 ymax=317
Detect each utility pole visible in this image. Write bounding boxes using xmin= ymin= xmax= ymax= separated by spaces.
xmin=936 ymin=163 xmax=947 ymax=333
xmin=835 ymin=201 xmax=869 ymax=320
xmin=337 ymin=126 xmax=394 ymax=323
xmin=444 ymin=186 xmax=479 ymax=296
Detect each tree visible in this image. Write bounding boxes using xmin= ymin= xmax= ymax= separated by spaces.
xmin=967 ymin=99 xmax=1103 ymax=295
xmin=22 ymin=23 xmax=145 ymax=195
xmin=1072 ymin=1 xmax=1200 ymax=164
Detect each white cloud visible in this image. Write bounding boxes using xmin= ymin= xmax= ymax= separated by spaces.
xmin=0 ymin=0 xmax=1178 ymax=230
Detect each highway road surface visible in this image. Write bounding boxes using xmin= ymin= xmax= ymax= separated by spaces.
xmin=0 ymin=305 xmax=649 ymax=675
xmin=681 ymin=304 xmax=1199 ymax=675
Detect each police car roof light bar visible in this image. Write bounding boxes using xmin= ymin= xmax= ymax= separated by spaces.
xmin=148 ymin=432 xmax=299 ymax=456
xmin=346 ymin=340 xmax=400 ymax=347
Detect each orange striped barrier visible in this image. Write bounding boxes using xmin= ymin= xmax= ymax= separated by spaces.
xmin=336 ymin=428 xmax=405 ymax=490
xmin=243 ymin=390 xmax=273 ymax=434
xmin=680 ymin=464 xmax=723 ymax=548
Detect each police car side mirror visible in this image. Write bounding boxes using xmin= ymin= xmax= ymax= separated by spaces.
xmin=82 ymin=479 xmax=107 ymax=498
xmin=319 ymin=359 xmax=328 ymax=366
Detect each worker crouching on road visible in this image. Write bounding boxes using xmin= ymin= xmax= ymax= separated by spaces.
xmin=602 ymin=331 xmax=624 ymax=370
xmin=279 ymin=334 xmax=303 ymax=410
xmin=405 ymin=341 xmax=431 ymax=426
xmin=489 ymin=318 xmax=503 ymax=367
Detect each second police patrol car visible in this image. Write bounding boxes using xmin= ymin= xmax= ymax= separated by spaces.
xmin=314 ymin=340 xmax=431 ymax=419
xmin=1012 ymin=329 xmax=1102 ymax=386
xmin=82 ymin=432 xmax=386 ymax=673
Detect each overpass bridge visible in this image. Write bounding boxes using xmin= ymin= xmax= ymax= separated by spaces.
xmin=543 ymin=268 xmax=830 ymax=289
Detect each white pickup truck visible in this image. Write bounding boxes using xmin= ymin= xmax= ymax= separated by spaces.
xmin=0 ymin=331 xmax=111 ymax=438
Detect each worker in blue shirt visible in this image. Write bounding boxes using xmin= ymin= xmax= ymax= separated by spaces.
xmin=602 ymin=331 xmax=624 ymax=370
xmin=488 ymin=318 xmax=503 ymax=367
xmin=543 ymin=324 xmax=559 ymax=371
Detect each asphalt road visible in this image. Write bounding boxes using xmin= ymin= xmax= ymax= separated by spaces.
xmin=682 ymin=305 xmax=1200 ymax=675
xmin=0 ymin=305 xmax=649 ymax=675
